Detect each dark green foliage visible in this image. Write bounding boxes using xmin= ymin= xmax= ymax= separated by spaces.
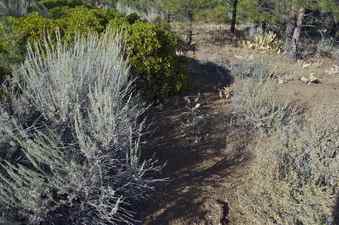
xmin=0 ymin=59 xmax=9 ymax=101
xmin=121 ymin=21 xmax=188 ymax=100
xmin=13 ymin=13 xmax=61 ymax=47
xmin=194 ymin=4 xmax=227 ymax=23
xmin=0 ymin=6 xmax=188 ymax=101
xmin=39 ymin=0 xmax=84 ymax=9
xmin=0 ymin=17 xmax=23 ymax=94
xmin=3 ymin=6 xmax=120 ymax=54
xmin=107 ymin=17 xmax=188 ymax=99
xmin=12 ymin=6 xmax=122 ymax=46
xmin=47 ymin=5 xmax=74 ymax=18
xmin=39 ymin=0 xmax=96 ymax=18
xmin=60 ymin=7 xmax=114 ymax=39
xmin=0 ymin=65 xmax=9 ymax=100
xmin=126 ymin=12 xmax=141 ymax=23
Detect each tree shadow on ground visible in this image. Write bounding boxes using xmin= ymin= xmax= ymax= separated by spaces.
xmin=140 ymin=58 xmax=253 ymax=225
xmin=185 ymin=59 xmax=234 ymax=95
xmin=143 ymin=58 xmax=235 ymax=174
xmin=141 ymin=109 xmax=252 ymax=225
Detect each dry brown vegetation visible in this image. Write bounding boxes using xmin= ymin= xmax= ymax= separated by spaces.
xmin=142 ymin=23 xmax=339 ymax=225
xmin=233 ymin=64 xmax=338 ymax=225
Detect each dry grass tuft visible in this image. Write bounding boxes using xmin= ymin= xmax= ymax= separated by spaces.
xmin=231 ymin=59 xmax=338 ymax=225
xmin=231 ymin=62 xmax=301 ymax=135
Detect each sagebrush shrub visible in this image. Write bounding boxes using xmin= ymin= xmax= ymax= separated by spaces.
xmin=237 ymin=105 xmax=339 ymax=225
xmin=232 ymin=63 xmax=300 ymax=135
xmin=317 ymin=36 xmax=335 ymax=57
xmin=231 ymin=61 xmax=272 ymax=80
xmin=233 ymin=63 xmax=338 ymax=225
xmin=0 ymin=31 xmax=162 ymax=225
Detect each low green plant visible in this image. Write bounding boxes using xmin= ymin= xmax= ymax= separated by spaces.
xmin=123 ymin=21 xmax=189 ymax=100
xmin=13 ymin=12 xmax=61 ymax=49
xmin=60 ymin=7 xmax=109 ymax=39
xmin=39 ymin=0 xmax=84 ymax=9
xmin=126 ymin=12 xmax=141 ymax=24
xmin=0 ymin=17 xmax=22 ymax=92
xmin=194 ymin=4 xmax=227 ymax=23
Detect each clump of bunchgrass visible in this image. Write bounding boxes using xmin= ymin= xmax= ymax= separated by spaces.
xmin=317 ymin=36 xmax=335 ymax=57
xmin=231 ymin=60 xmax=272 ymax=81
xmin=241 ymin=31 xmax=282 ymax=53
xmin=232 ymin=62 xmax=300 ymax=135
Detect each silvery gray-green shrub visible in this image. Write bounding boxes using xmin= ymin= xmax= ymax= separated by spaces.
xmin=0 ymin=31 xmax=162 ymax=225
xmin=0 ymin=0 xmax=48 ymax=16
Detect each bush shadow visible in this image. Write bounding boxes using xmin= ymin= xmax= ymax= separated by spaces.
xmin=140 ymin=58 xmax=252 ymax=225
xmin=334 ymin=193 xmax=339 ymax=225
xmin=184 ymin=58 xmax=234 ymax=95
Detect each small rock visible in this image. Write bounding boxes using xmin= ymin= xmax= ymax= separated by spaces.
xmin=309 ymin=74 xmax=320 ymax=83
xmin=278 ymin=78 xmax=285 ymax=84
xmin=326 ymin=65 xmax=339 ymax=75
xmin=156 ymin=103 xmax=164 ymax=110
xmin=300 ymin=76 xmax=309 ymax=84
xmin=219 ymin=87 xmax=233 ymax=99
xmin=300 ymin=74 xmax=320 ymax=85
xmin=234 ymin=55 xmax=243 ymax=60
xmin=302 ymin=63 xmax=312 ymax=68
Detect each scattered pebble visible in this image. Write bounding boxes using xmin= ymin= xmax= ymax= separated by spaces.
xmin=300 ymin=76 xmax=309 ymax=84
xmin=302 ymin=63 xmax=311 ymax=68
xmin=300 ymin=74 xmax=320 ymax=85
xmin=326 ymin=65 xmax=339 ymax=75
xmin=278 ymin=78 xmax=285 ymax=84
xmin=309 ymin=74 xmax=320 ymax=83
xmin=219 ymin=87 xmax=233 ymax=99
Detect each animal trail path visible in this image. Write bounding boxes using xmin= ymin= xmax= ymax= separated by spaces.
xmin=142 ymin=48 xmax=253 ymax=225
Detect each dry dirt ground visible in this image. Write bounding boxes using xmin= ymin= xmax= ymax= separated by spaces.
xmin=141 ymin=27 xmax=339 ymax=225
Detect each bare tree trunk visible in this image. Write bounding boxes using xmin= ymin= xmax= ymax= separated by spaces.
xmin=186 ymin=9 xmax=193 ymax=46
xmin=290 ymin=7 xmax=305 ymax=59
xmin=284 ymin=9 xmax=296 ymax=53
xmin=186 ymin=0 xmax=194 ymax=46
xmin=230 ymin=0 xmax=238 ymax=34
xmin=285 ymin=7 xmax=305 ymax=60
